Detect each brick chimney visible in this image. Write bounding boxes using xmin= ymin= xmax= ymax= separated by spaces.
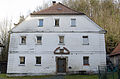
xmin=52 ymin=1 xmax=56 ymax=5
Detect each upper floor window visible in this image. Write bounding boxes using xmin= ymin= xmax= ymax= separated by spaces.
xmin=21 ymin=36 xmax=26 ymax=44
xmin=71 ymin=19 xmax=76 ymax=27
xmin=55 ymin=19 xmax=59 ymax=26
xmin=83 ymin=56 xmax=89 ymax=65
xmin=83 ymin=36 xmax=89 ymax=45
xmin=36 ymin=56 xmax=41 ymax=64
xmin=59 ymin=36 xmax=64 ymax=44
xmin=20 ymin=56 xmax=25 ymax=65
xmin=36 ymin=36 xmax=42 ymax=44
xmin=39 ymin=19 xmax=43 ymax=27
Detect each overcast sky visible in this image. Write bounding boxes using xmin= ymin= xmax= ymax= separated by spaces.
xmin=0 ymin=0 xmax=62 ymax=23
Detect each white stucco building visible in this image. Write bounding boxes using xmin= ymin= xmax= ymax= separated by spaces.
xmin=7 ymin=2 xmax=106 ymax=75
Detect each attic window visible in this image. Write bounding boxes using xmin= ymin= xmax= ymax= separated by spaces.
xmin=57 ymin=8 xmax=62 ymax=10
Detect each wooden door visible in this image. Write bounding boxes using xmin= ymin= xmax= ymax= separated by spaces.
xmin=57 ymin=58 xmax=66 ymax=73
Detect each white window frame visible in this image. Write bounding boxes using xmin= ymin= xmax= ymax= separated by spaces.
xmin=20 ymin=36 xmax=26 ymax=45
xmin=83 ymin=56 xmax=89 ymax=66
xmin=54 ymin=19 xmax=60 ymax=27
xmin=19 ymin=56 xmax=25 ymax=66
xmin=35 ymin=56 xmax=41 ymax=66
xmin=58 ymin=35 xmax=65 ymax=45
xmin=71 ymin=18 xmax=76 ymax=27
xmin=38 ymin=19 xmax=43 ymax=27
xmin=83 ymin=36 xmax=89 ymax=45
xmin=36 ymin=36 xmax=42 ymax=45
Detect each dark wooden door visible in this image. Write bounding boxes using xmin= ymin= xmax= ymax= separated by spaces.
xmin=57 ymin=58 xmax=66 ymax=73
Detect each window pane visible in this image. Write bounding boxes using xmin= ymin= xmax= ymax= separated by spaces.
xmin=21 ymin=36 xmax=26 ymax=44
xmin=55 ymin=19 xmax=59 ymax=26
xmin=20 ymin=57 xmax=25 ymax=64
xmin=39 ymin=19 xmax=43 ymax=27
xmin=59 ymin=36 xmax=64 ymax=43
xmin=60 ymin=49 xmax=64 ymax=53
xmin=83 ymin=36 xmax=89 ymax=45
xmin=83 ymin=57 xmax=89 ymax=65
xmin=37 ymin=36 xmax=42 ymax=44
xmin=36 ymin=57 xmax=41 ymax=64
xmin=71 ymin=19 xmax=76 ymax=26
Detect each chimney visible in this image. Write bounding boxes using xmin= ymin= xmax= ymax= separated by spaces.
xmin=52 ymin=1 xmax=56 ymax=5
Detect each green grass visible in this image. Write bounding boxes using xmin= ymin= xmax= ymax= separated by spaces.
xmin=0 ymin=74 xmax=99 ymax=79
xmin=0 ymin=74 xmax=52 ymax=79
xmin=65 ymin=75 xmax=99 ymax=79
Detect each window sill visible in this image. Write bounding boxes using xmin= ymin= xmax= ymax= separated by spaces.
xmin=35 ymin=43 xmax=42 ymax=45
xmin=71 ymin=25 xmax=76 ymax=27
xmin=20 ymin=44 xmax=26 ymax=45
xmin=54 ymin=26 xmax=59 ymax=27
xmin=83 ymin=43 xmax=89 ymax=45
xmin=38 ymin=26 xmax=43 ymax=27
xmin=58 ymin=43 xmax=65 ymax=45
xmin=19 ymin=64 xmax=25 ymax=66
xmin=83 ymin=64 xmax=90 ymax=66
xmin=35 ymin=64 xmax=41 ymax=66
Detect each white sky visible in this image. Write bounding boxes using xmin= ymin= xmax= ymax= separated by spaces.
xmin=0 ymin=0 xmax=62 ymax=23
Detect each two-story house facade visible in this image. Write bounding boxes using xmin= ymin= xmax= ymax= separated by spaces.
xmin=7 ymin=2 xmax=106 ymax=76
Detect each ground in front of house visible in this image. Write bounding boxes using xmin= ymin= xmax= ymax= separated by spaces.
xmin=0 ymin=74 xmax=98 ymax=79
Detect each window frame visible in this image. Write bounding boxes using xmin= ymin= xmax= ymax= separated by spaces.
xmin=55 ymin=19 xmax=59 ymax=27
xmin=35 ymin=56 xmax=41 ymax=65
xmin=38 ymin=19 xmax=43 ymax=27
xmin=36 ymin=36 xmax=42 ymax=45
xmin=19 ymin=56 xmax=25 ymax=65
xmin=71 ymin=19 xmax=76 ymax=27
xmin=83 ymin=56 xmax=89 ymax=66
xmin=59 ymin=36 xmax=65 ymax=44
xmin=20 ymin=36 xmax=26 ymax=45
xmin=83 ymin=36 xmax=89 ymax=45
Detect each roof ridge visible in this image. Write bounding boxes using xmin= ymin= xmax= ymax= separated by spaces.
xmin=31 ymin=2 xmax=85 ymax=15
xmin=58 ymin=3 xmax=82 ymax=14
xmin=32 ymin=3 xmax=59 ymax=14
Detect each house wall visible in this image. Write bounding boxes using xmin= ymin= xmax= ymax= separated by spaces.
xmin=7 ymin=15 xmax=106 ymax=75
xmin=12 ymin=15 xmax=101 ymax=32
xmin=7 ymin=33 xmax=106 ymax=74
xmin=110 ymin=55 xmax=120 ymax=66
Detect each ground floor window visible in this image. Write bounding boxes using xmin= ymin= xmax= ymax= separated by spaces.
xmin=83 ymin=56 xmax=89 ymax=65
xmin=36 ymin=56 xmax=41 ymax=64
xmin=20 ymin=56 xmax=25 ymax=64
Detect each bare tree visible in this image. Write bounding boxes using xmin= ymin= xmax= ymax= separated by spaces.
xmin=0 ymin=18 xmax=12 ymax=61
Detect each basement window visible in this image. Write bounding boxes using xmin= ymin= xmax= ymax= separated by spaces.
xmin=36 ymin=56 xmax=41 ymax=64
xmin=83 ymin=56 xmax=89 ymax=65
xmin=20 ymin=57 xmax=25 ymax=65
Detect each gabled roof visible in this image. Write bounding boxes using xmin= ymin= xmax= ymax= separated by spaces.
xmin=110 ymin=43 xmax=120 ymax=56
xmin=31 ymin=3 xmax=85 ymax=15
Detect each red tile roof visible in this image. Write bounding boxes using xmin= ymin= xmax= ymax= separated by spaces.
xmin=31 ymin=3 xmax=85 ymax=15
xmin=110 ymin=43 xmax=120 ymax=56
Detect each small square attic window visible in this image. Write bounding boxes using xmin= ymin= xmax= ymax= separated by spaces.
xmin=57 ymin=8 xmax=62 ymax=10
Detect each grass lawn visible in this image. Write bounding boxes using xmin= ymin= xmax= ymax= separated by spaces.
xmin=0 ymin=74 xmax=52 ymax=79
xmin=65 ymin=75 xmax=99 ymax=79
xmin=0 ymin=74 xmax=99 ymax=79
